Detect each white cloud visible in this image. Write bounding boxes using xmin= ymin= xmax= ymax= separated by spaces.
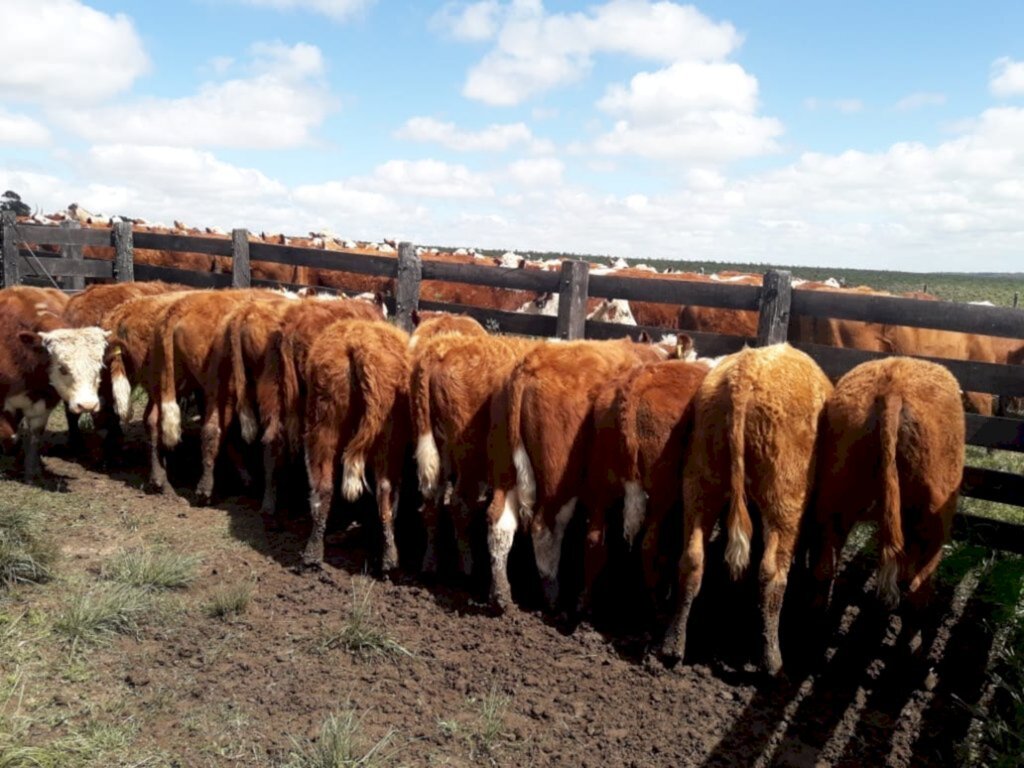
xmin=53 ymin=42 xmax=333 ymax=149
xmin=395 ymin=117 xmax=553 ymax=153
xmin=990 ymin=57 xmax=1024 ymax=98
xmin=0 ymin=0 xmax=148 ymax=104
xmin=594 ymin=60 xmax=782 ymax=161
xmin=443 ymin=0 xmax=740 ymax=105
xmin=433 ymin=0 xmax=502 ymax=40
xmin=0 ymin=110 xmax=51 ymax=147
xmin=894 ymin=92 xmax=947 ymax=111
xmin=292 ymin=182 xmax=400 ymax=217
xmin=227 ymin=0 xmax=375 ymax=22
xmin=364 ymin=160 xmax=494 ymax=198
xmin=506 ymin=157 xmax=564 ymax=186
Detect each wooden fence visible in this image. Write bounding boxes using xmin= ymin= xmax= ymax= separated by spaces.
xmin=2 ymin=213 xmax=1024 ymax=550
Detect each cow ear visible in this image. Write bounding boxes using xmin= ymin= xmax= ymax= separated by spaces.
xmin=411 ymin=309 xmax=422 ymax=327
xmin=637 ymin=330 xmax=652 ymax=344
xmin=374 ymin=292 xmax=386 ymax=307
xmin=676 ymin=335 xmax=695 ymax=360
xmin=18 ymin=330 xmax=41 ymax=349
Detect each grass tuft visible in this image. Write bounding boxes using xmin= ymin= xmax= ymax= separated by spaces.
xmin=53 ymin=584 xmax=151 ymax=651
xmin=205 ymin=581 xmax=253 ymax=619
xmin=103 ymin=547 xmax=200 ymax=591
xmin=318 ymin=580 xmax=411 ymax=660
xmin=0 ymin=507 xmax=58 ymax=588
xmin=283 ymin=709 xmax=399 ymax=768
xmin=468 ymin=684 xmax=511 ymax=759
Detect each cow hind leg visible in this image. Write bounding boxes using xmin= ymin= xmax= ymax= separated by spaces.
xmin=145 ymin=400 xmax=180 ymax=501
xmin=195 ymin=403 xmax=222 ymax=505
xmin=760 ymin=522 xmax=798 ymax=677
xmin=487 ymin=487 xmax=519 ymax=613
xmin=22 ymin=403 xmax=51 ymax=484
xmin=260 ymin=438 xmax=282 ymax=530
xmin=579 ymin=501 xmax=609 ymax=617
xmin=376 ymin=476 xmax=400 ymax=574
xmin=302 ymin=428 xmax=336 ymax=567
xmin=533 ymin=498 xmax=577 ymax=612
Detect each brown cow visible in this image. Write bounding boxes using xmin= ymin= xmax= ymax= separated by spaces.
xmin=409 ymin=311 xmax=487 ymax=348
xmin=486 ymin=335 xmax=691 ymax=612
xmin=254 ymin=297 xmax=385 ymax=523
xmin=411 ymin=332 xmax=540 ymax=575
xmin=580 ymin=357 xmax=716 ymax=615
xmin=0 ymin=285 xmax=69 ymax=319
xmin=662 ymin=344 xmax=832 ymax=675
xmin=811 ymin=357 xmax=964 ymax=610
xmin=303 ymin=319 xmax=410 ymax=571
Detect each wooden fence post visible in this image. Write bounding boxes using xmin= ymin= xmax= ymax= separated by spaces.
xmin=231 ymin=229 xmax=250 ymax=289
xmin=1014 ymin=292 xmax=1019 ymax=309
xmin=62 ymin=220 xmax=84 ymax=291
xmin=555 ymin=260 xmax=590 ymax=340
xmin=1 ymin=210 xmax=20 ymax=288
xmin=755 ymin=269 xmax=793 ymax=346
xmin=394 ymin=242 xmax=421 ymax=332
xmin=112 ymin=221 xmax=134 ymax=283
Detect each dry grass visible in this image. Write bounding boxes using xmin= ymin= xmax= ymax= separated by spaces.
xmin=0 ymin=506 xmax=58 ymax=588
xmin=282 ymin=709 xmax=399 ymax=768
xmin=317 ymin=579 xmax=411 ymax=660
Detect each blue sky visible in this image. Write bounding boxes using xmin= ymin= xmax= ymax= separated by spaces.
xmin=2 ymin=0 xmax=1024 ymax=271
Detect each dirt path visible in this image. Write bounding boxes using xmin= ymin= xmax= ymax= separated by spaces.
xmin=0 ymin=424 xmax=1016 ymax=766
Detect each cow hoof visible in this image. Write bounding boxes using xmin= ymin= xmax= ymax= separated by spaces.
xmin=194 ymin=491 xmax=212 ymax=508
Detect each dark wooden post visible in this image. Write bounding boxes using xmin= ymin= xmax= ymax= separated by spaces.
xmin=231 ymin=228 xmax=250 ymax=289
xmin=1014 ymin=292 xmax=1019 ymax=309
xmin=555 ymin=260 xmax=590 ymax=340
xmin=61 ymin=220 xmax=84 ymax=291
xmin=394 ymin=242 xmax=421 ymax=332
xmin=755 ymin=269 xmax=793 ymax=346
xmin=112 ymin=221 xmax=134 ymax=283
xmin=1 ymin=210 xmax=20 ymax=288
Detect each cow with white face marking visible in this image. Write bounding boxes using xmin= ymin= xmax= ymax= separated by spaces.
xmin=0 ymin=300 xmax=108 ymax=482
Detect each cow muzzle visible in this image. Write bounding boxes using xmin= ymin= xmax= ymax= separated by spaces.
xmin=69 ymin=399 xmax=100 ymax=415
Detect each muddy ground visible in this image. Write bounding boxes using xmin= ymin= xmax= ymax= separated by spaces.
xmin=0 ymin=417 xmax=1019 ymax=767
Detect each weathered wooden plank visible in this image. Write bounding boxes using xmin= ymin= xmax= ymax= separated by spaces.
xmin=791 ymin=288 xmax=1024 ymax=340
xmin=960 ymin=466 xmax=1024 ymax=507
xmin=61 ymin=220 xmax=85 ymax=291
xmin=420 ymin=260 xmax=561 ymax=293
xmin=793 ymin=341 xmax=1024 ymax=396
xmin=555 ymin=260 xmax=590 ymax=340
xmin=132 ymin=231 xmax=233 ymax=257
xmin=394 ymin=242 xmax=421 ymax=332
xmin=231 ymin=229 xmax=250 ymax=289
xmin=248 ymin=241 xmax=397 ymax=278
xmin=1 ymin=212 xmax=20 ymax=287
xmin=8 ymin=222 xmax=112 ymax=247
xmin=589 ymin=273 xmax=762 ymax=310
xmin=953 ymin=509 xmax=1024 ymax=553
xmin=585 ymin=320 xmax=751 ymax=357
xmin=112 ymin=222 xmax=134 ymax=283
xmin=416 ymin=299 xmax=557 ymax=337
xmin=16 ymin=257 xmax=114 ymax=279
xmin=756 ymin=270 xmax=793 ymax=346
xmin=133 ymin=263 xmax=230 ymax=288
xmin=964 ymin=414 xmax=1024 ymax=452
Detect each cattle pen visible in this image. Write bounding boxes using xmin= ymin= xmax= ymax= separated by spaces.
xmin=2 ymin=210 xmax=1023 ymax=554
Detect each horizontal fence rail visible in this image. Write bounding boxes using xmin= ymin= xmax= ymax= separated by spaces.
xmin=2 ymin=216 xmax=1023 ymax=548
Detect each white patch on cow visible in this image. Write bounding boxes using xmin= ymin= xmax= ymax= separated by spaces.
xmin=823 ymin=277 xmax=841 ymax=288
xmin=498 ymin=251 xmax=522 ymax=269
xmin=416 ymin=432 xmax=441 ymax=495
xmin=378 ymin=242 xmax=396 ymax=253
xmin=161 ymin=400 xmax=182 ymax=447
xmin=3 ymin=394 xmax=48 ymax=424
xmin=587 ymin=298 xmax=636 ymax=326
xmin=877 ymin=558 xmax=901 ymax=608
xmin=342 ymin=454 xmax=366 ymax=501
xmin=633 ymin=263 xmax=657 ymax=272
xmin=724 ymin=526 xmax=751 ymax=580
xmin=610 ymin=257 xmax=630 ymax=270
xmin=792 ymin=278 xmax=807 ymax=287
xmin=488 ymin=491 xmax=519 ymax=565
xmin=697 ymin=355 xmax=727 ymax=369
xmin=622 ymin=481 xmax=647 ymax=547
xmin=239 ymin=406 xmax=259 ymax=444
xmin=518 ymin=293 xmax=558 ymax=316
xmin=513 ymin=445 xmax=536 ymax=517
xmin=453 ymin=248 xmax=469 ymax=256
xmin=39 ymin=327 xmax=108 ymax=415
xmin=532 ymin=498 xmax=576 ymax=580
xmin=408 ymin=334 xmax=420 ymax=350
xmin=112 ymin=370 xmax=131 ymax=421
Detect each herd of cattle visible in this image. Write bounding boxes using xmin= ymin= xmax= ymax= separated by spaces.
xmin=0 ymin=277 xmax=972 ymax=675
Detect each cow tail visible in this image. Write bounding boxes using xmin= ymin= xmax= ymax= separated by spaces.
xmin=280 ymin=332 xmax=302 ymax=452
xmin=508 ymin=369 xmax=536 ymax=518
xmin=617 ymin=369 xmax=647 ymax=547
xmin=341 ymin=347 xmax=386 ymax=502
xmin=877 ymin=393 xmax=904 ymax=608
xmin=157 ymin=311 xmax=181 ymax=448
xmin=411 ymin=357 xmax=441 ymax=496
xmin=230 ymin=315 xmax=257 ymax=443
xmin=724 ymin=384 xmax=754 ymax=580
xmin=109 ymin=342 xmax=132 ymax=423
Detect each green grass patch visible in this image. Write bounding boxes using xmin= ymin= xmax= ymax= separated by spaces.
xmin=317 ymin=580 xmax=411 ymax=660
xmin=0 ymin=507 xmax=58 ymax=588
xmin=282 ymin=709 xmax=399 ymax=768
xmin=53 ymin=584 xmax=151 ymax=651
xmin=103 ymin=547 xmax=200 ymax=591
xmin=204 ymin=581 xmax=253 ymax=619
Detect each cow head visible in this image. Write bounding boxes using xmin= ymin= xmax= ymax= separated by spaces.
xmin=37 ymin=327 xmax=110 ymax=414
